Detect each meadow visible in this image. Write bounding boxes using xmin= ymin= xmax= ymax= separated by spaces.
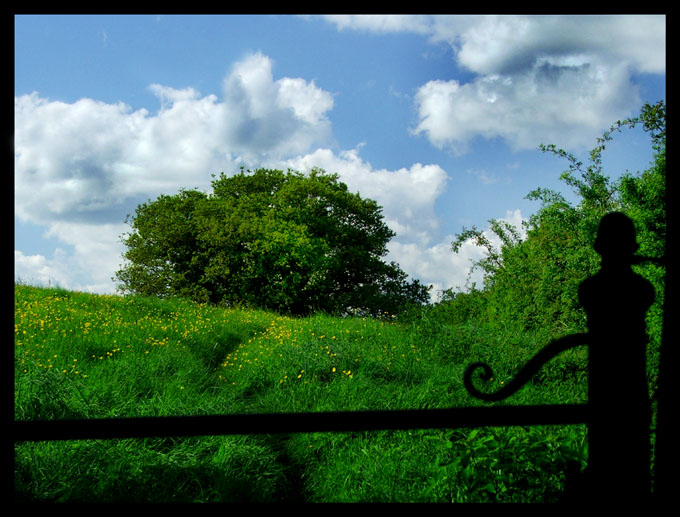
xmin=14 ymin=283 xmax=590 ymax=503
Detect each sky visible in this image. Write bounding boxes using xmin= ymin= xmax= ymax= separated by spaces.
xmin=14 ymin=14 xmax=666 ymax=300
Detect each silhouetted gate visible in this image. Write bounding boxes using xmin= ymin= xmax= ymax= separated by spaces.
xmin=13 ymin=213 xmax=673 ymax=503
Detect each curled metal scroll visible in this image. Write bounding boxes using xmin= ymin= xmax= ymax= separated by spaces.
xmin=464 ymin=333 xmax=589 ymax=402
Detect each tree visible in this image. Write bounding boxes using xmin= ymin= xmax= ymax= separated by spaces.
xmin=445 ymin=101 xmax=666 ymax=334
xmin=115 ymin=167 xmax=430 ymax=316
xmin=115 ymin=189 xmax=210 ymax=302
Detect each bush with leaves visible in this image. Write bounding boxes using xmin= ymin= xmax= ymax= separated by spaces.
xmin=443 ymin=101 xmax=666 ymax=338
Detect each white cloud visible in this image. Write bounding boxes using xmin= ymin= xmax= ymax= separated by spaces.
xmin=43 ymin=222 xmax=128 ymax=292
xmin=321 ymin=14 xmax=434 ymax=34
xmin=386 ymin=239 xmax=485 ymax=300
xmin=321 ymin=15 xmax=665 ymax=75
xmin=15 ymin=250 xmax=73 ymax=289
xmin=386 ymin=208 xmax=526 ymax=301
xmin=15 ymin=52 xmax=334 ymax=228
xmin=454 ymin=15 xmax=665 ymax=76
xmin=221 ymin=52 xmax=334 ymax=160
xmin=320 ymin=14 xmax=665 ymax=154
xmin=15 ymin=223 xmax=127 ymax=293
xmin=413 ymin=57 xmax=640 ymax=153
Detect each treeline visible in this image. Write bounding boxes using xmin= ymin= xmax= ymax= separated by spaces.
xmin=426 ymin=101 xmax=666 ymax=348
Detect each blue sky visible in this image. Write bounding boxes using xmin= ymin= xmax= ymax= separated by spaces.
xmin=14 ymin=14 xmax=666 ymax=298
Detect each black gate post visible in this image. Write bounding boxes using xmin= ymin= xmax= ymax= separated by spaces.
xmin=577 ymin=212 xmax=655 ymax=502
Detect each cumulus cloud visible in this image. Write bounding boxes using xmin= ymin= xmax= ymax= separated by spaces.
xmin=321 ymin=14 xmax=665 ymax=75
xmin=14 ymin=52 xmax=334 ymax=229
xmin=15 ymin=223 xmax=128 ymax=293
xmin=386 ymin=239 xmax=484 ymax=300
xmin=320 ymin=14 xmax=665 ymax=153
xmin=15 ymin=52 xmax=335 ymax=292
xmin=221 ymin=52 xmax=334 ymax=159
xmin=454 ymin=15 xmax=665 ymax=76
xmin=412 ymin=57 xmax=640 ymax=153
xmin=43 ymin=222 xmax=129 ymax=292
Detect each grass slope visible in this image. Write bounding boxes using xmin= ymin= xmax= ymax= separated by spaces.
xmin=14 ymin=284 xmax=588 ymax=502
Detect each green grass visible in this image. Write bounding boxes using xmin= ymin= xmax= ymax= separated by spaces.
xmin=14 ymin=284 xmax=589 ymax=502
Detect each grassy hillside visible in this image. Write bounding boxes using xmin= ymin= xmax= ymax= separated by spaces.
xmin=14 ymin=284 xmax=588 ymax=502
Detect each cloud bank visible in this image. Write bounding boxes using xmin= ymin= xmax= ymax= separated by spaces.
xmin=15 ymin=52 xmax=334 ymax=227
xmin=323 ymin=14 xmax=665 ymax=153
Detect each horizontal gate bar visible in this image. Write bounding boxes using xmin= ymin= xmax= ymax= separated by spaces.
xmin=13 ymin=404 xmax=588 ymax=442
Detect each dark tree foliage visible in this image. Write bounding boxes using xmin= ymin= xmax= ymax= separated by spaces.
xmin=116 ymin=167 xmax=430 ymax=316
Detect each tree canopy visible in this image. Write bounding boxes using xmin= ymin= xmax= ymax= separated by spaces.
xmin=115 ymin=167 xmax=430 ymax=316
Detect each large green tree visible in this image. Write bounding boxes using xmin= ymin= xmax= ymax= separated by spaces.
xmin=115 ymin=167 xmax=429 ymax=316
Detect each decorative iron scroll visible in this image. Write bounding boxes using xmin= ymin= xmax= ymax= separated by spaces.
xmin=464 ymin=332 xmax=589 ymax=402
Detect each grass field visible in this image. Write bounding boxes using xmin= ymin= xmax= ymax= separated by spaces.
xmin=14 ymin=284 xmax=590 ymax=502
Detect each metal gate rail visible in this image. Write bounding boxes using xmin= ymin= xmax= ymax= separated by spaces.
xmin=12 ymin=403 xmax=589 ymax=442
